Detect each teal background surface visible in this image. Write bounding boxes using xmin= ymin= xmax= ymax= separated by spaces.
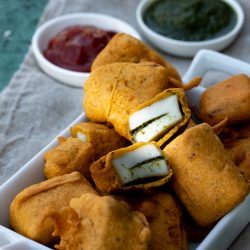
xmin=0 ymin=0 xmax=48 ymax=91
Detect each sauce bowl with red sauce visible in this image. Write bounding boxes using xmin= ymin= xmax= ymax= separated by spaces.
xmin=44 ymin=26 xmax=116 ymax=73
xmin=32 ymin=13 xmax=141 ymax=87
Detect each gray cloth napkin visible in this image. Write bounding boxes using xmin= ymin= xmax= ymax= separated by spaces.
xmin=0 ymin=0 xmax=249 ymax=248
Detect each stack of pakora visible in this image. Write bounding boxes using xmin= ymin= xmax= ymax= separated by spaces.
xmin=9 ymin=34 xmax=250 ymax=250
xmin=44 ymin=122 xmax=128 ymax=180
xmin=199 ymin=74 xmax=250 ymax=182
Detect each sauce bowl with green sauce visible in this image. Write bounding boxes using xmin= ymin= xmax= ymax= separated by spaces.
xmin=136 ymin=0 xmax=244 ymax=57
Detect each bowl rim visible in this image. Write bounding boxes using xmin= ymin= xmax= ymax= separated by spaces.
xmin=136 ymin=0 xmax=244 ymax=47
xmin=32 ymin=12 xmax=141 ymax=81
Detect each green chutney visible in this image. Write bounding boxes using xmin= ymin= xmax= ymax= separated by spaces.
xmin=143 ymin=0 xmax=237 ymax=41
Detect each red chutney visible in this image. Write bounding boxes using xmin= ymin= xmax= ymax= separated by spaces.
xmin=44 ymin=26 xmax=116 ymax=72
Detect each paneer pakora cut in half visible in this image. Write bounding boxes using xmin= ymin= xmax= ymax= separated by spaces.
xmin=128 ymin=88 xmax=191 ymax=146
xmin=85 ymin=61 xmax=191 ymax=144
xmin=91 ymin=142 xmax=173 ymax=193
xmin=84 ymin=62 xmax=169 ymax=133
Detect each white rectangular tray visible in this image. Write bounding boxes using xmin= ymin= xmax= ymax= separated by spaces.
xmin=0 ymin=49 xmax=250 ymax=250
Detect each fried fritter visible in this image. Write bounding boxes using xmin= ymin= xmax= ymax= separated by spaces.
xmin=91 ymin=33 xmax=182 ymax=87
xmin=223 ymin=137 xmax=250 ymax=182
xmin=70 ymin=122 xmax=128 ymax=159
xmin=219 ymin=121 xmax=250 ymax=142
xmin=84 ymin=62 xmax=169 ymax=138
xmin=9 ymin=172 xmax=96 ymax=244
xmin=164 ymin=123 xmax=249 ymax=226
xmin=124 ymin=192 xmax=188 ymax=250
xmin=128 ymin=88 xmax=191 ymax=146
xmin=44 ymin=137 xmax=95 ymax=179
xmin=90 ymin=142 xmax=172 ymax=193
xmin=47 ymin=193 xmax=151 ymax=250
xmin=200 ymin=74 xmax=250 ymax=126
xmin=218 ymin=121 xmax=250 ymax=181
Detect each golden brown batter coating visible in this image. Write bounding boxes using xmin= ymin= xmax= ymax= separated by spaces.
xmin=218 ymin=121 xmax=250 ymax=181
xmin=164 ymin=123 xmax=249 ymax=226
xmin=44 ymin=137 xmax=95 ymax=179
xmin=218 ymin=121 xmax=250 ymax=144
xmin=128 ymin=88 xmax=191 ymax=147
xmin=124 ymin=192 xmax=188 ymax=250
xmin=47 ymin=193 xmax=151 ymax=250
xmin=223 ymin=137 xmax=250 ymax=182
xmin=200 ymin=74 xmax=250 ymax=126
xmin=90 ymin=142 xmax=173 ymax=194
xmin=84 ymin=62 xmax=169 ymax=138
xmin=91 ymin=33 xmax=182 ymax=87
xmin=9 ymin=172 xmax=96 ymax=244
xmin=70 ymin=122 xmax=129 ymax=159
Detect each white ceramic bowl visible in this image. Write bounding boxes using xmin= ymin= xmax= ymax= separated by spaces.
xmin=136 ymin=0 xmax=244 ymax=57
xmin=32 ymin=13 xmax=141 ymax=87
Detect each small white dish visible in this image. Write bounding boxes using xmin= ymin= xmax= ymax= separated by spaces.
xmin=32 ymin=13 xmax=141 ymax=87
xmin=136 ymin=0 xmax=244 ymax=57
